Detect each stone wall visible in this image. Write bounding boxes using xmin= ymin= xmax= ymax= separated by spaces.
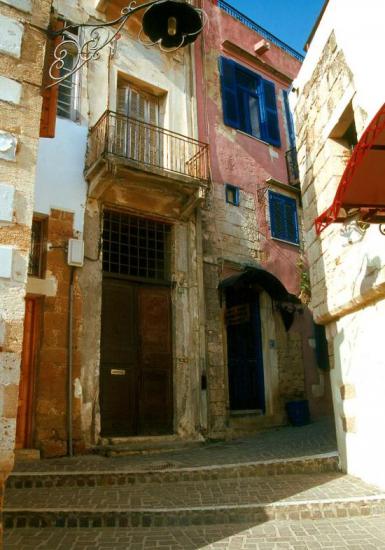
xmin=293 ymin=31 xmax=385 ymax=323
xmin=291 ymin=2 xmax=385 ymax=488
xmin=0 ymin=0 xmax=51 ymax=538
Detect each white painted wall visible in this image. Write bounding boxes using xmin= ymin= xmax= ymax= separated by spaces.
xmin=293 ymin=0 xmax=385 ymax=122
xmin=331 ymin=301 xmax=385 ymax=490
xmin=34 ymin=118 xmax=88 ymax=232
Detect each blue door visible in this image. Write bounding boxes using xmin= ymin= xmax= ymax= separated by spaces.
xmin=226 ymin=287 xmax=265 ymax=412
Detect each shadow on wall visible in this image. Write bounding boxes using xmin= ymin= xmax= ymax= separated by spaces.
xmin=358 ymin=254 xmax=382 ymax=296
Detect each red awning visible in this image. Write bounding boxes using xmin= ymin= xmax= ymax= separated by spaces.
xmin=315 ymin=103 xmax=385 ymax=234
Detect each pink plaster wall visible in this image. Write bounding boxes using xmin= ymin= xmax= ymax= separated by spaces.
xmin=195 ymin=0 xmax=303 ymax=295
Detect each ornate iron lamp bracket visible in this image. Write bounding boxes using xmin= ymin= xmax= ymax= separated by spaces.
xmin=47 ymin=0 xmax=206 ymax=88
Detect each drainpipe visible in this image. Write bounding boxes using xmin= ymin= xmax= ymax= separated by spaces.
xmin=67 ymin=265 xmax=75 ymax=457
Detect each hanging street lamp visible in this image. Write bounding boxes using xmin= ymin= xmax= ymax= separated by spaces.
xmin=47 ymin=0 xmax=207 ymax=88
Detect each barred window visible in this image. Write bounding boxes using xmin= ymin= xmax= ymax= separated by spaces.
xmin=57 ymin=51 xmax=80 ymax=121
xmin=102 ymin=211 xmax=171 ymax=282
xmin=28 ymin=218 xmax=47 ymax=278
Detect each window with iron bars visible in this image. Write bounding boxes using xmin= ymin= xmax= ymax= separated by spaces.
xmin=28 ymin=217 xmax=47 ymax=278
xmin=102 ymin=211 xmax=171 ymax=283
xmin=57 ymin=28 xmax=81 ymax=121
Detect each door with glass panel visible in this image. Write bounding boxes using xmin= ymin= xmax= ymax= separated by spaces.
xmin=114 ymin=82 xmax=160 ymax=167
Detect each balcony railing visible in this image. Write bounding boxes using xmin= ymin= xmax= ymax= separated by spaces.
xmin=87 ymin=110 xmax=210 ymax=183
xmin=286 ymin=147 xmax=300 ymax=186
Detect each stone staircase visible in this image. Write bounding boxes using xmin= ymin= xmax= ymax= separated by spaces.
xmin=4 ymin=451 xmax=385 ymax=532
xmin=5 ymin=422 xmax=385 ymax=548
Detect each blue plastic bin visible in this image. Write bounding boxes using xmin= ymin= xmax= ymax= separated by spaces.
xmin=285 ymin=399 xmax=310 ymax=426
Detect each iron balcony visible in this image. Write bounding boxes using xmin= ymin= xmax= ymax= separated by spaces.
xmin=86 ymin=110 xmax=210 ymax=185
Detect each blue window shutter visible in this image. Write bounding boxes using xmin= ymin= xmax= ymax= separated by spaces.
xmin=219 ymin=57 xmax=240 ymax=129
xmin=284 ymin=200 xmax=299 ymax=243
xmin=268 ymin=191 xmax=299 ymax=244
xmin=259 ymin=78 xmax=281 ymax=147
xmin=283 ymin=90 xmax=296 ymax=149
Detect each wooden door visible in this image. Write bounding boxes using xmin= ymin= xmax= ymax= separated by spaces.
xmin=100 ymin=280 xmax=173 ymax=437
xmin=100 ymin=280 xmax=137 ymax=437
xmin=16 ymin=296 xmax=41 ymax=449
xmin=138 ymin=287 xmax=173 ymax=434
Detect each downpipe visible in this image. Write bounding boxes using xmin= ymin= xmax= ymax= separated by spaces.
xmin=67 ymin=265 xmax=75 ymax=457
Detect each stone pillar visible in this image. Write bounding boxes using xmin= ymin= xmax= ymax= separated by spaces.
xmin=0 ymin=0 xmax=51 ymax=539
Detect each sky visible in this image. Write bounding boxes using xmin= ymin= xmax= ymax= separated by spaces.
xmin=227 ymin=0 xmax=326 ymax=54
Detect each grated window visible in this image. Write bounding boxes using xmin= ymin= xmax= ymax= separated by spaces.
xmin=102 ymin=211 xmax=171 ymax=282
xmin=57 ymin=51 xmax=80 ymax=121
xmin=28 ymin=218 xmax=47 ymax=278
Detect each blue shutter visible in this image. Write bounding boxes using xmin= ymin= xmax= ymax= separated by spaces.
xmin=268 ymin=191 xmax=299 ymax=244
xmin=259 ymin=78 xmax=281 ymax=147
xmin=283 ymin=90 xmax=296 ymax=149
xmin=219 ymin=57 xmax=240 ymax=129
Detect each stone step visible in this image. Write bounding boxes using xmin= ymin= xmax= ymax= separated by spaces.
xmin=7 ymin=453 xmax=339 ymax=489
xmin=4 ymin=496 xmax=385 ymax=529
xmin=95 ymin=436 xmax=205 ymax=457
xmin=4 ymin=472 xmax=385 ymax=528
xmin=5 ymin=516 xmax=385 ymax=549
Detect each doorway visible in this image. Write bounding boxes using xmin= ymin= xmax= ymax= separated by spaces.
xmin=16 ymin=296 xmax=42 ymax=449
xmin=100 ymin=211 xmax=173 ymax=437
xmin=225 ymin=285 xmax=265 ymax=413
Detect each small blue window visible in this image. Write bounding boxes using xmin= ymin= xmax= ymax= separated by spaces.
xmin=225 ymin=184 xmax=240 ymax=206
xmin=268 ymin=191 xmax=299 ymax=244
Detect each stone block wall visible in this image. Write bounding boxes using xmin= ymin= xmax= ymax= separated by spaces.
xmin=276 ymin=326 xmax=304 ymax=401
xmin=201 ymin=183 xmax=320 ymax=435
xmin=34 ymin=209 xmax=84 ymax=458
xmin=0 ymin=0 xmax=51 ymax=539
xmin=293 ymin=31 xmax=385 ymax=323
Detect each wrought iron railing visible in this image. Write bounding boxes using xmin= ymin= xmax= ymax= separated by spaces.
xmin=87 ymin=110 xmax=210 ymax=183
xmin=217 ymin=1 xmax=304 ymax=62
xmin=286 ymin=147 xmax=300 ymax=186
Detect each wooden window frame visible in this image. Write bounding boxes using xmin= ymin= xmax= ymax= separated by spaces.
xmin=225 ymin=183 xmax=240 ymax=206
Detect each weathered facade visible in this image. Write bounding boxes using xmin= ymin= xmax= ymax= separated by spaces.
xmin=20 ymin=0 xmax=209 ymax=457
xmin=194 ymin=0 xmax=332 ymax=437
xmin=14 ymin=0 xmax=333 ymax=462
xmin=0 ymin=0 xmax=52 ymax=538
xmin=291 ymin=0 xmax=385 ymax=489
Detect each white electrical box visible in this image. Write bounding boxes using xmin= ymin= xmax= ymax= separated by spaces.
xmin=67 ymin=238 xmax=84 ymax=267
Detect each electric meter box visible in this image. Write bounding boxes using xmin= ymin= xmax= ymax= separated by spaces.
xmin=67 ymin=238 xmax=84 ymax=267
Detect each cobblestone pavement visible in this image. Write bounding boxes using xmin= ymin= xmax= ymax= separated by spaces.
xmin=5 ymin=516 xmax=385 ymax=549
xmin=6 ymin=473 xmax=384 ymax=510
xmin=13 ymin=419 xmax=336 ymax=473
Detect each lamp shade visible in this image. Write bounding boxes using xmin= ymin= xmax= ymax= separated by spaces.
xmin=142 ymin=0 xmax=204 ymax=49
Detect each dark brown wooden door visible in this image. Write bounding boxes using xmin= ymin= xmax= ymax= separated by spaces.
xmin=16 ymin=296 xmax=42 ymax=449
xmin=100 ymin=280 xmax=173 ymax=437
xmin=138 ymin=287 xmax=173 ymax=434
